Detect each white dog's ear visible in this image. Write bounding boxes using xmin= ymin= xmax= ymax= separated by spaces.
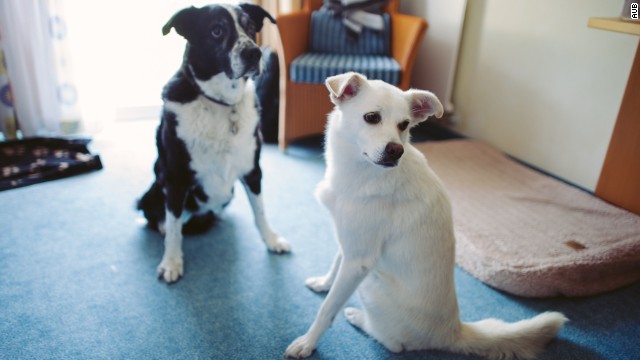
xmin=406 ymin=90 xmax=444 ymax=123
xmin=325 ymin=72 xmax=367 ymax=104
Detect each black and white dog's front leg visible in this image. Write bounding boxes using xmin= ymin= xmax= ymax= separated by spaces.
xmin=242 ymin=158 xmax=290 ymax=253
xmin=157 ymin=185 xmax=187 ymax=283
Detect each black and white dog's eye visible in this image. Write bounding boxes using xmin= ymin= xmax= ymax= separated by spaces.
xmin=211 ymin=25 xmax=224 ymax=38
xmin=363 ymin=112 xmax=381 ymax=124
xmin=398 ymin=120 xmax=410 ymax=131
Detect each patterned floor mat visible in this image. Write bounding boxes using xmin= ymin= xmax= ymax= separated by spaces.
xmin=0 ymin=137 xmax=102 ymax=191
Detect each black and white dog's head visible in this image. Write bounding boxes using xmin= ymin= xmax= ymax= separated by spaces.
xmin=163 ymin=3 xmax=275 ymax=81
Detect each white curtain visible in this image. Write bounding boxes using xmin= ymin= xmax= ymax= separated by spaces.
xmin=0 ymin=46 xmax=16 ymax=139
xmin=0 ymin=0 xmax=81 ymax=138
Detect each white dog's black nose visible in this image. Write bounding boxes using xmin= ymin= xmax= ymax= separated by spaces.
xmin=376 ymin=142 xmax=404 ymax=167
xmin=385 ymin=143 xmax=404 ymax=160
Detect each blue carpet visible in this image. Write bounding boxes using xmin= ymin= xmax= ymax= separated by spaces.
xmin=1 ymin=120 xmax=638 ymax=359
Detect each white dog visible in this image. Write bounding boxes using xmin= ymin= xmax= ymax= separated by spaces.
xmin=285 ymin=72 xmax=567 ymax=359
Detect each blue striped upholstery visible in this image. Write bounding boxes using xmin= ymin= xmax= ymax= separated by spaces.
xmin=309 ymin=10 xmax=390 ymax=56
xmin=290 ymin=53 xmax=401 ymax=85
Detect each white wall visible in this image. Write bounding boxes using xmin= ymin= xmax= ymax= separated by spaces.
xmin=400 ymin=0 xmax=467 ymax=112
xmin=453 ymin=0 xmax=638 ymax=191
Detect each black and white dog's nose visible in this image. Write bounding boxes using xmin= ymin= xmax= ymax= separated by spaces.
xmin=384 ymin=142 xmax=404 ymax=160
xmin=241 ymin=47 xmax=262 ymax=66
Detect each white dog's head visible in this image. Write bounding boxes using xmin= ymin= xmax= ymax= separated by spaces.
xmin=326 ymin=72 xmax=443 ymax=168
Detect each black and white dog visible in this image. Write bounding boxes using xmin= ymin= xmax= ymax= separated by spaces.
xmin=138 ymin=3 xmax=290 ymax=283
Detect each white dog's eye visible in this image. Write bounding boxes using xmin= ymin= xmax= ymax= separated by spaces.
xmin=363 ymin=112 xmax=381 ymax=124
xmin=398 ymin=120 xmax=410 ymax=131
xmin=211 ymin=25 xmax=224 ymax=38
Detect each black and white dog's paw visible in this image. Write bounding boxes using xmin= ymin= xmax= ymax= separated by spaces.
xmin=264 ymin=233 xmax=290 ymax=253
xmin=157 ymin=255 xmax=183 ymax=283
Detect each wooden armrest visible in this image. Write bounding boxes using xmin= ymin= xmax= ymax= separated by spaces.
xmin=391 ymin=13 xmax=427 ymax=88
xmin=303 ymin=0 xmax=323 ymax=11
xmin=276 ymin=12 xmax=311 ymax=70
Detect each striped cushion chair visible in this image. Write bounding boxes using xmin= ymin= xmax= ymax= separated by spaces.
xmin=276 ymin=0 xmax=427 ymax=149
xmin=290 ymin=10 xmax=401 ymax=85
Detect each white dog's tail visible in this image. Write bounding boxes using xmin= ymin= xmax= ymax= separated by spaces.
xmin=449 ymin=311 xmax=567 ymax=360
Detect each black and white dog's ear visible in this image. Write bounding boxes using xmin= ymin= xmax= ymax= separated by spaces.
xmin=239 ymin=3 xmax=276 ymax=32
xmin=326 ymin=72 xmax=367 ymax=104
xmin=163 ymin=6 xmax=199 ymax=37
xmin=405 ymin=89 xmax=444 ymax=124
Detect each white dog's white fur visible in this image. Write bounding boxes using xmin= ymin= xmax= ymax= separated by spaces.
xmin=285 ymin=73 xmax=567 ymax=359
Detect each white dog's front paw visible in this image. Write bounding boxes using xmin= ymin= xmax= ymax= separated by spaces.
xmin=344 ymin=307 xmax=365 ymax=328
xmin=305 ymin=275 xmax=332 ymax=292
xmin=157 ymin=255 xmax=183 ymax=283
xmin=264 ymin=233 xmax=291 ymax=254
xmin=284 ymin=334 xmax=316 ymax=359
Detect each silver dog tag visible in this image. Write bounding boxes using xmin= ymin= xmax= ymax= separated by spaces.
xmin=230 ymin=106 xmax=239 ymax=134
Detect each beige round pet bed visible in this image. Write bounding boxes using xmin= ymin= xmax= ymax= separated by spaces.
xmin=415 ymin=140 xmax=640 ymax=298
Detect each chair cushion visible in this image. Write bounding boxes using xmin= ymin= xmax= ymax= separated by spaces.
xmin=290 ymin=53 xmax=401 ymax=85
xmin=309 ymin=10 xmax=391 ymax=56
